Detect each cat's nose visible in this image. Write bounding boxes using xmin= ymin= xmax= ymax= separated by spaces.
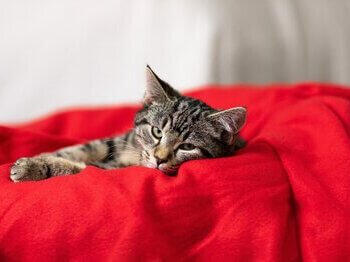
xmin=154 ymin=147 xmax=171 ymax=165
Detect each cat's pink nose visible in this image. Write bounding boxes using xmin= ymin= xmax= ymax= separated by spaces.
xmin=154 ymin=147 xmax=171 ymax=164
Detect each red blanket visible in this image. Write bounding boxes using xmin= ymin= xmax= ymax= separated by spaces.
xmin=0 ymin=83 xmax=349 ymax=261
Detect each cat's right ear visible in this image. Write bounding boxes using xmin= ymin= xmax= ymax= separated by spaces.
xmin=144 ymin=65 xmax=180 ymax=105
xmin=208 ymin=107 xmax=247 ymax=134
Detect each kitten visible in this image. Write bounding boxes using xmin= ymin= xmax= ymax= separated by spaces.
xmin=10 ymin=66 xmax=246 ymax=182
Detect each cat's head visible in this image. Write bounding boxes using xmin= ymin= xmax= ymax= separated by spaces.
xmin=134 ymin=65 xmax=246 ymax=175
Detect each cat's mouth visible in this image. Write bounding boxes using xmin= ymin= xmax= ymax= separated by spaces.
xmin=157 ymin=163 xmax=178 ymax=176
xmin=142 ymin=160 xmax=177 ymax=175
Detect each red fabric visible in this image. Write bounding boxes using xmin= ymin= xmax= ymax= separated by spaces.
xmin=1 ymin=83 xmax=350 ymax=261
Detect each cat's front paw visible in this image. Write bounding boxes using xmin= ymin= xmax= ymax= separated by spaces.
xmin=10 ymin=157 xmax=48 ymax=182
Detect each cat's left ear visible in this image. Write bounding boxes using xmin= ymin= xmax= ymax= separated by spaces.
xmin=144 ymin=65 xmax=181 ymax=105
xmin=208 ymin=107 xmax=247 ymax=134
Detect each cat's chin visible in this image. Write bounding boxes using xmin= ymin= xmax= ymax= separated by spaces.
xmin=158 ymin=165 xmax=178 ymax=176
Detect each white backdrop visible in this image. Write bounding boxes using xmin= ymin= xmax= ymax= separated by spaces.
xmin=1 ymin=0 xmax=350 ymax=122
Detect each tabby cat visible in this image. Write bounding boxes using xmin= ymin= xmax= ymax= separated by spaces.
xmin=10 ymin=66 xmax=246 ymax=182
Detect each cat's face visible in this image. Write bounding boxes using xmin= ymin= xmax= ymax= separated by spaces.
xmin=134 ymin=66 xmax=246 ymax=175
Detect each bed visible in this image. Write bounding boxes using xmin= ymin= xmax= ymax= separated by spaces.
xmin=0 ymin=83 xmax=349 ymax=261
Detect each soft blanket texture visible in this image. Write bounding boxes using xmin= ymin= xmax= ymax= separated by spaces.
xmin=0 ymin=83 xmax=349 ymax=261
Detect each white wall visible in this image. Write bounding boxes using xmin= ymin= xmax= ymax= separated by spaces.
xmin=1 ymin=0 xmax=350 ymax=122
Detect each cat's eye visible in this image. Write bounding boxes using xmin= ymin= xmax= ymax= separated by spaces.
xmin=151 ymin=126 xmax=163 ymax=139
xmin=178 ymin=143 xmax=196 ymax=151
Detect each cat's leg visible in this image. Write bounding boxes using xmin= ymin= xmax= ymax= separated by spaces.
xmin=10 ymin=155 xmax=86 ymax=182
xmin=10 ymin=132 xmax=134 ymax=182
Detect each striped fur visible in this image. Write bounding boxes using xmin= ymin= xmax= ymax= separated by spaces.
xmin=10 ymin=66 xmax=246 ymax=182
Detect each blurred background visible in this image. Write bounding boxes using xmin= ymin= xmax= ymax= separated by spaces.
xmin=1 ymin=0 xmax=350 ymax=122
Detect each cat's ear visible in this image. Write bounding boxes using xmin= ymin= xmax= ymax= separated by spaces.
xmin=144 ymin=65 xmax=181 ymax=105
xmin=208 ymin=107 xmax=247 ymax=134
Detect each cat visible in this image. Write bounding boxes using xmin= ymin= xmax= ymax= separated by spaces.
xmin=10 ymin=65 xmax=247 ymax=182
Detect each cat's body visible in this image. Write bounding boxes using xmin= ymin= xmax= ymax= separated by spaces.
xmin=10 ymin=66 xmax=247 ymax=182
